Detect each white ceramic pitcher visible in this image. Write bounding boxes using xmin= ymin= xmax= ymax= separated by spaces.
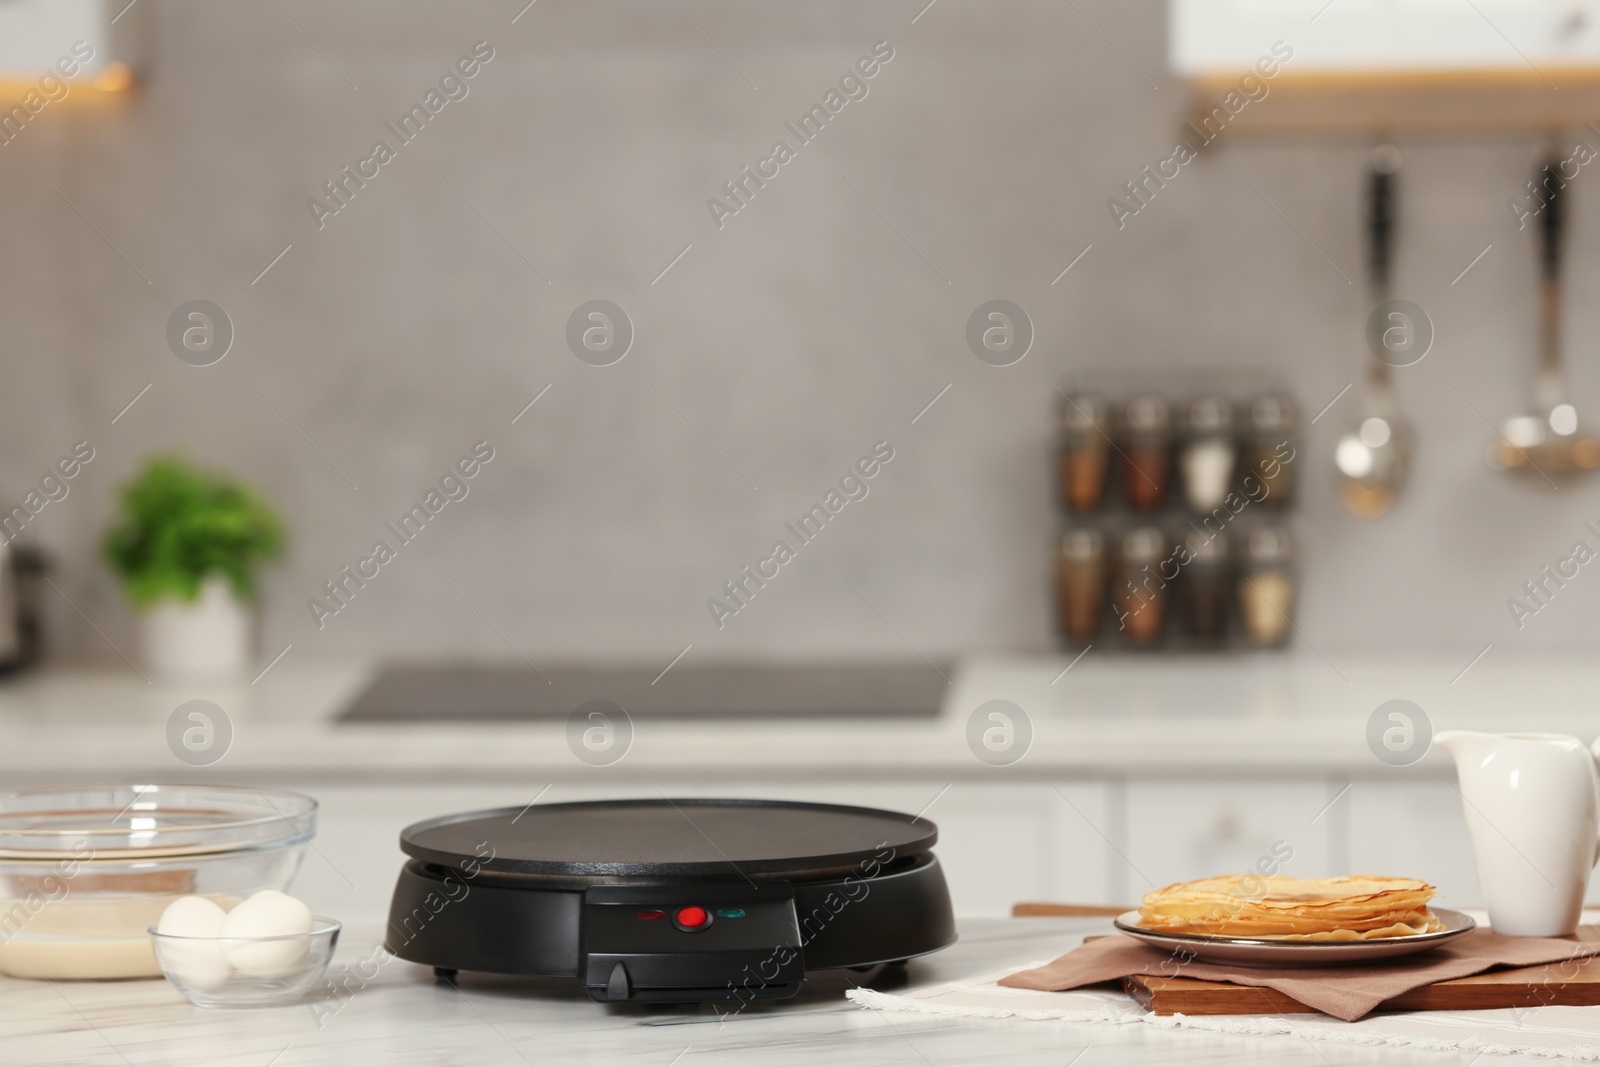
xmin=1434 ymin=731 xmax=1600 ymax=936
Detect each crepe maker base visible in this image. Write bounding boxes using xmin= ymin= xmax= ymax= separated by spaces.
xmin=384 ymin=798 xmax=957 ymax=1003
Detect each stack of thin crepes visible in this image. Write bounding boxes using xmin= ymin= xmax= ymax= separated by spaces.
xmin=1137 ymin=874 xmax=1443 ymax=940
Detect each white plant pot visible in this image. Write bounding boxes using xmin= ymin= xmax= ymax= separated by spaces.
xmin=142 ymin=575 xmax=251 ymax=681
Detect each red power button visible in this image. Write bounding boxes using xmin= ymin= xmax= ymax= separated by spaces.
xmin=674 ymin=906 xmax=710 ymax=930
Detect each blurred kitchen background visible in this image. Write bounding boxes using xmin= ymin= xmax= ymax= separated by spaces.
xmin=4 ymin=0 xmax=1600 ymax=924
xmin=5 ymin=0 xmax=1599 ymax=659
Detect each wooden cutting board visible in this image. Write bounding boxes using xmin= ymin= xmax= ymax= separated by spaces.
xmin=1120 ymin=925 xmax=1600 ymax=1016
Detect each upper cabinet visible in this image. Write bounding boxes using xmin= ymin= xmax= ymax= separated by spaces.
xmin=0 ymin=0 xmax=146 ymax=96
xmin=1170 ymin=0 xmax=1600 ymax=137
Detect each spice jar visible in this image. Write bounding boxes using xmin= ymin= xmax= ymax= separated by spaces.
xmin=1239 ymin=527 xmax=1296 ymax=647
xmin=1181 ymin=530 xmax=1231 ymax=644
xmin=1120 ymin=396 xmax=1171 ymax=512
xmin=1055 ymin=528 xmax=1106 ymax=643
xmin=1115 ymin=526 xmax=1170 ymax=646
xmin=1244 ymin=393 xmax=1299 ymax=508
xmin=1179 ymin=397 xmax=1237 ymax=513
xmin=1056 ymin=394 xmax=1113 ymax=513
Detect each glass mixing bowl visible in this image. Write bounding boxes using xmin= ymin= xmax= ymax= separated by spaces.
xmin=0 ymin=784 xmax=316 ymax=979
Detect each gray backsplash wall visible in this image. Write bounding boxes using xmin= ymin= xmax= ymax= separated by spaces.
xmin=2 ymin=0 xmax=1596 ymax=666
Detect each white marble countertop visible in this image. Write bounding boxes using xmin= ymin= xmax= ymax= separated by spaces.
xmin=2 ymin=651 xmax=1597 ymax=783
xmin=1 ymin=917 xmax=1512 ymax=1066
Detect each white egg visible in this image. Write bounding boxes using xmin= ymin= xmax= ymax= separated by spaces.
xmin=219 ymin=890 xmax=314 ymax=978
xmin=155 ymin=896 xmax=233 ymax=990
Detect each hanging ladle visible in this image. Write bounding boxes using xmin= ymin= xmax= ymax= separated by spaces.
xmin=1491 ymin=150 xmax=1600 ymax=484
xmin=1335 ymin=144 xmax=1414 ymax=518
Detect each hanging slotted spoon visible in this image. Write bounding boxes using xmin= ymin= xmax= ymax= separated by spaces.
xmin=1491 ymin=150 xmax=1600 ymax=484
xmin=1335 ymin=144 xmax=1414 ymax=518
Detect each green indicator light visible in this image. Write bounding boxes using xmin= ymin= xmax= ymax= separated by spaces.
xmin=715 ymin=907 xmax=747 ymax=919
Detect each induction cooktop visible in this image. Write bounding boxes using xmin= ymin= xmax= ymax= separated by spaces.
xmin=339 ymin=661 xmax=949 ymax=722
xmin=385 ymin=798 xmax=957 ymax=1003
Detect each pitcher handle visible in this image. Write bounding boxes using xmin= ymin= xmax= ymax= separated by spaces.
xmin=1591 ymin=736 xmax=1600 ymax=867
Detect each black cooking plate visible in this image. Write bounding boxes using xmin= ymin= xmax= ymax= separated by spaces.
xmin=401 ymin=797 xmax=938 ymax=882
xmin=387 ymin=797 xmax=957 ymax=1003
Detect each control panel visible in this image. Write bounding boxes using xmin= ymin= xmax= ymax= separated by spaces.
xmin=580 ymin=882 xmax=804 ymax=1003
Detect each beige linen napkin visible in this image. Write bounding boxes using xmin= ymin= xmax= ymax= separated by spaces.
xmin=998 ymin=930 xmax=1600 ymax=1021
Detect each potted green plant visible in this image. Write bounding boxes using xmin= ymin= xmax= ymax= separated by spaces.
xmin=103 ymin=457 xmax=284 ymax=679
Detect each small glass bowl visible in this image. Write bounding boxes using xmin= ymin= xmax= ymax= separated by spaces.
xmin=149 ymin=918 xmax=341 ymax=1008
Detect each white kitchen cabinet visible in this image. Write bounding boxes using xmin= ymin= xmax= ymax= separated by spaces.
xmin=1346 ymin=780 xmax=1481 ymax=908
xmin=293 ymin=780 xmax=1110 ymax=922
xmin=1120 ymin=779 xmax=1342 ymax=900
xmin=291 ymin=784 xmax=521 ymax=925
xmin=934 ymin=782 xmax=1109 ymax=916
xmin=294 ymin=774 xmax=1535 ymax=926
xmin=1346 ymin=778 xmax=1600 ymax=908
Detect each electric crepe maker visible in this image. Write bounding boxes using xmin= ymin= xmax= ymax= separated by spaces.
xmin=384 ymin=798 xmax=957 ymax=1003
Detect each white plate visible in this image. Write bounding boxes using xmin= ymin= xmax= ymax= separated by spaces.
xmin=1113 ymin=908 xmax=1476 ymax=967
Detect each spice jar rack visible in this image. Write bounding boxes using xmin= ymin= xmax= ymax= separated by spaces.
xmin=1053 ymin=390 xmax=1301 ymax=652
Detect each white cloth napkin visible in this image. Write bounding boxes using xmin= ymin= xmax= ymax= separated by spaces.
xmin=847 ymin=962 xmax=1600 ymax=1061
